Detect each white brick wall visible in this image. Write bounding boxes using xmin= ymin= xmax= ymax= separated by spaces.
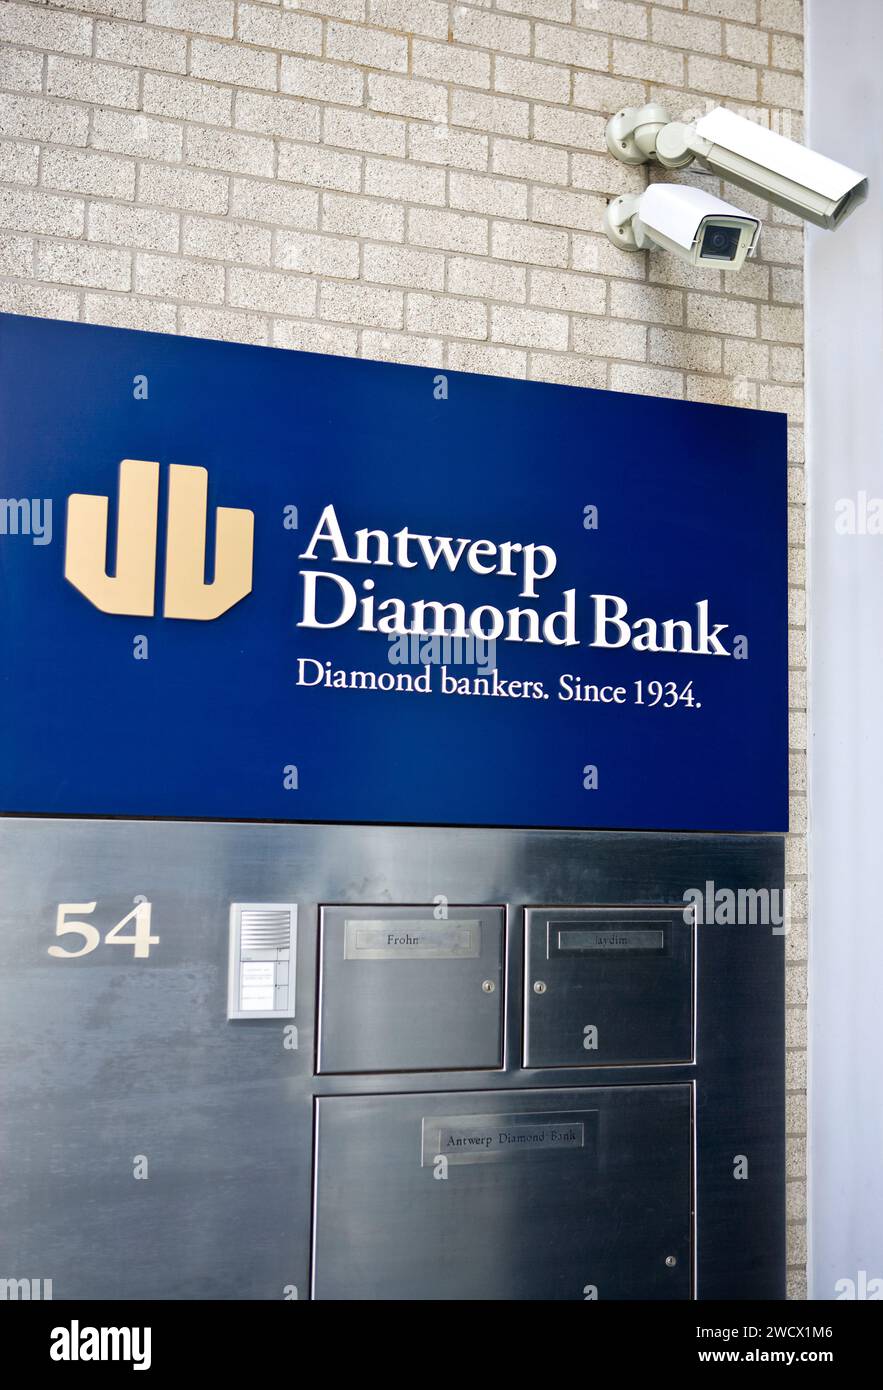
xmin=0 ymin=0 xmax=807 ymax=1297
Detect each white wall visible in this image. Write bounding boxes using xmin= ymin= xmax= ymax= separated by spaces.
xmin=807 ymin=0 xmax=883 ymax=1299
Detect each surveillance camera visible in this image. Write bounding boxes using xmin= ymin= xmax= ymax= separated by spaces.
xmin=607 ymin=104 xmax=868 ymax=231
xmin=605 ymin=184 xmax=760 ymax=270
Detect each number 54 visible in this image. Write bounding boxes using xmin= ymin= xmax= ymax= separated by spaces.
xmin=48 ymin=901 xmax=159 ymax=959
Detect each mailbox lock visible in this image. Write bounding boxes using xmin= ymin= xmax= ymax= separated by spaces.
xmin=533 ymin=980 xmax=547 ymax=994
xmin=481 ymin=980 xmax=496 ymax=993
xmin=665 ymin=1255 xmax=678 ymax=1268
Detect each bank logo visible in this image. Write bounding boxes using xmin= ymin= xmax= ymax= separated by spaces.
xmin=65 ymin=458 xmax=254 ymax=620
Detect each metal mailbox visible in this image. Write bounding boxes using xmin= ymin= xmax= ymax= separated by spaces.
xmin=524 ymin=906 xmax=695 ymax=1069
xmin=312 ymin=1084 xmax=693 ymax=1300
xmin=317 ymin=904 xmax=505 ymax=1075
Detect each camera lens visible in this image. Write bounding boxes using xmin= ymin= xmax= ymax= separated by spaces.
xmin=700 ymin=223 xmax=742 ymax=261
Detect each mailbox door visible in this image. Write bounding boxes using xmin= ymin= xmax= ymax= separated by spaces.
xmin=524 ymin=906 xmax=694 ymax=1068
xmin=312 ymin=1084 xmax=693 ymax=1300
xmin=317 ymin=904 xmax=505 ymax=1074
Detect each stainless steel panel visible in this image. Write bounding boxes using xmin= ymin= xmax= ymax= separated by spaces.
xmin=317 ymin=904 xmax=504 ymax=1074
xmin=312 ymin=1085 xmax=693 ymax=1300
xmin=524 ymin=906 xmax=695 ymax=1068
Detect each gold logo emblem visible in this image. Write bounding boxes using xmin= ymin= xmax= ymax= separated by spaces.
xmin=65 ymin=459 xmax=254 ymax=620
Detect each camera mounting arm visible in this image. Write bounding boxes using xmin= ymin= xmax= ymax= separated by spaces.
xmin=606 ymin=104 xmax=695 ymax=170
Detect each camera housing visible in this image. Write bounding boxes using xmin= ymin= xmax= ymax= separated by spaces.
xmin=607 ymin=104 xmax=868 ymax=231
xmin=605 ymin=184 xmax=760 ymax=270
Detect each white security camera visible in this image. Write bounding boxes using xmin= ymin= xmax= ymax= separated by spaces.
xmin=607 ymin=104 xmax=867 ymax=230
xmin=605 ymin=183 xmax=760 ymax=270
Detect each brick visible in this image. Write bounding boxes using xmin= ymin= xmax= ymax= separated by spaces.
xmin=282 ymin=57 xmax=364 ymax=106
xmin=37 ymin=240 xmax=131 ymax=291
xmin=532 ymin=187 xmax=605 ymax=232
xmin=320 ymin=280 xmax=403 ymax=328
xmin=412 ymin=40 xmax=491 ymax=89
xmin=0 ymin=186 xmax=84 ymax=237
xmin=572 ymin=71 xmax=646 ymax=114
xmin=502 ymin=0 xmax=570 ymax=19
xmin=492 ymin=138 xmax=568 ymax=185
xmin=575 ymin=0 xmax=647 ymax=39
xmin=143 ymin=72 xmax=233 ymax=126
xmin=0 ymin=94 xmax=88 ymax=146
xmin=323 ymin=191 xmax=405 ymax=241
xmin=572 ymin=231 xmax=644 ymax=279
xmin=533 ymin=105 xmax=606 ymax=150
xmin=773 ymin=33 xmax=803 ymax=70
xmin=52 ymin=0 xmax=142 ymax=13
xmin=325 ymin=108 xmax=407 ymax=159
xmin=451 ymin=91 xmax=529 ymax=139
xmin=648 ymin=253 xmax=722 ymax=292
xmin=275 ymin=318 xmax=358 ymax=355
xmin=690 ymin=0 xmax=758 ymax=20
xmin=491 ymin=221 xmax=568 ymax=267
xmin=277 ymin=143 xmax=362 ymax=193
xmin=649 ymin=326 xmax=722 ymax=372
xmin=368 ymin=74 xmax=447 ymax=123
xmin=688 ymin=55 xmax=759 ymax=100
xmin=723 ymin=259 xmax=769 ymax=300
xmin=236 ymin=3 xmax=323 ymax=56
xmin=362 ymin=329 xmax=442 ymax=367
xmin=409 ymin=206 xmax=488 ymax=255
xmin=613 ymin=38 xmax=684 ymax=85
xmin=145 ymin=0 xmax=235 ymax=38
xmin=181 ymin=304 xmax=269 ymax=344
xmin=0 ymin=140 xmax=39 ymax=186
xmin=369 ymin=0 xmax=449 ymax=40
xmin=447 ymin=341 xmax=526 ymax=379
xmin=234 ymin=92 xmax=320 ymax=142
xmin=0 ymin=2 xmax=92 ymax=55
xmin=230 ymin=178 xmax=319 ymax=229
xmin=182 ymin=216 xmax=272 ymax=266
xmin=687 ymin=374 xmax=756 ymax=407
xmin=452 ymin=9 xmax=531 ymax=55
xmin=724 ymin=338 xmax=770 ymax=377
xmin=759 ymin=225 xmax=803 ymax=264
xmin=534 ymin=24 xmax=608 ymax=68
xmin=611 ymin=280 xmax=684 ymax=325
xmin=134 ymin=251 xmax=222 ymax=301
xmin=1 ymin=48 xmax=43 ymax=94
xmin=529 ymin=267 xmax=605 ymax=315
xmin=92 ymin=109 xmax=183 ymax=163
xmin=139 ymin=163 xmax=229 ymax=214
xmin=760 ymin=0 xmax=803 ymax=34
xmin=762 ymin=69 xmax=803 ymax=110
xmin=450 ymin=171 xmax=528 ymax=220
xmin=186 ymin=126 xmax=274 ymax=178
xmin=654 ymin=12 xmax=722 ymax=55
xmin=364 ymin=157 xmax=446 ymax=206
xmin=687 ymin=291 xmax=757 ymax=336
xmin=761 ymin=303 xmax=802 ymax=342
xmin=772 ymin=267 xmax=803 ymax=303
xmin=228 ymin=266 xmax=317 ymax=317
xmin=725 ymin=23 xmax=770 ymax=64
xmin=491 ymin=304 xmax=568 ymax=351
xmin=363 ymin=244 xmax=445 ymax=291
xmin=84 ymin=292 xmax=177 ymax=333
xmin=46 ymin=56 xmax=140 ymax=108
xmin=0 ymin=279 xmax=79 ymax=321
xmin=409 ymin=124 xmax=488 ymax=171
xmin=760 ymin=382 xmax=803 ymax=419
xmin=88 ymin=203 xmax=180 ymax=253
xmin=407 ymin=292 xmax=487 ymax=339
xmin=771 ymin=344 xmax=803 ymax=382
xmin=529 ymin=352 xmax=607 ymax=389
xmin=95 ymin=19 xmax=187 ymax=72
xmin=43 ymin=148 xmax=136 ymax=201
xmin=190 ymin=39 xmax=277 ymax=91
xmin=571 ymin=152 xmax=645 ymax=195
xmin=0 ymin=231 xmax=32 ymax=277
xmin=328 ymin=23 xmax=409 ymax=73
xmin=275 ymin=231 xmax=360 ymax=278
xmin=572 ymin=316 xmax=646 ymax=360
xmin=495 ymin=56 xmax=570 ymax=105
xmin=611 ymin=362 xmax=683 ymax=398
xmin=447 ymin=257 xmax=526 ymax=303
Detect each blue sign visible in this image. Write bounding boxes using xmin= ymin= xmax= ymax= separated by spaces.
xmin=0 ymin=314 xmax=788 ymax=831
